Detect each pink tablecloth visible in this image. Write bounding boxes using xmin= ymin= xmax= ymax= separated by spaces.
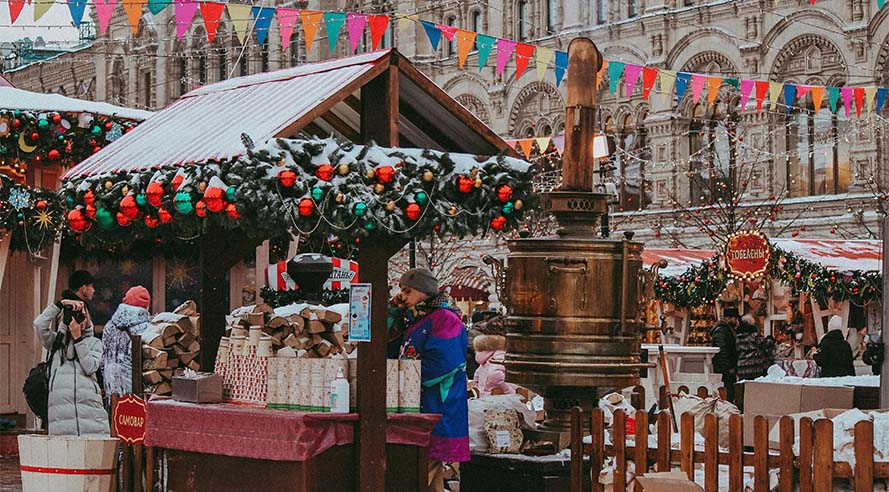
xmin=145 ymin=399 xmax=439 ymax=462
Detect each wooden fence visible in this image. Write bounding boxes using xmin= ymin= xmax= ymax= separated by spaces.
xmin=570 ymin=407 xmax=887 ymax=492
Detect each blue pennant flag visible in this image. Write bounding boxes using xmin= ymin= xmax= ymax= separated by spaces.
xmin=783 ymin=84 xmax=797 ymax=115
xmin=554 ymin=51 xmax=568 ymax=87
xmin=420 ymin=20 xmax=442 ymax=50
xmin=67 ymin=0 xmax=88 ymax=27
xmin=877 ymin=88 xmax=888 ymax=114
xmin=675 ymin=72 xmax=692 ymax=105
xmin=251 ymin=6 xmax=276 ymax=45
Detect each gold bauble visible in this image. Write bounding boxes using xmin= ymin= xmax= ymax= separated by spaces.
xmin=104 ymin=180 xmax=113 ymax=190
xmin=338 ymin=164 xmax=350 ymax=176
xmin=385 ymin=200 xmax=396 ymax=211
xmin=474 ymin=177 xmax=483 ymax=188
xmin=276 ymin=159 xmax=286 ymax=167
xmin=470 ymin=167 xmax=479 ymax=178
xmin=448 ymin=206 xmax=458 ymax=215
xmin=198 ymin=181 xmax=207 ymax=192
xmin=374 ymin=183 xmax=385 ymax=193
xmin=422 ymin=170 xmax=434 ymax=182
xmin=514 ymin=199 xmax=523 ymax=210
xmin=335 ymin=193 xmax=345 ymax=203
xmin=366 ymin=169 xmax=377 ymax=179
xmin=121 ymin=185 xmax=129 ymax=196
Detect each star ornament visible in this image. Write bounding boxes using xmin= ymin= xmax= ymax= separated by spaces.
xmin=34 ymin=209 xmax=54 ymax=230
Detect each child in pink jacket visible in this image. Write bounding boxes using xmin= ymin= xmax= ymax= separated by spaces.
xmin=472 ymin=335 xmax=516 ymax=397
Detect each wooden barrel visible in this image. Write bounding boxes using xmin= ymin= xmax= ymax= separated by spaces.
xmin=18 ymin=434 xmax=118 ymax=492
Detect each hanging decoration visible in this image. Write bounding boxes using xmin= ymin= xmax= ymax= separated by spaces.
xmin=0 ymin=173 xmax=64 ymax=253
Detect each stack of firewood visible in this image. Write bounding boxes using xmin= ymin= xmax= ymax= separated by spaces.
xmin=141 ymin=301 xmax=201 ymax=396
xmin=226 ymin=303 xmax=355 ymax=358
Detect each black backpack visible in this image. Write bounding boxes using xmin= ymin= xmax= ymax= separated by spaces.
xmin=23 ymin=333 xmax=63 ymax=422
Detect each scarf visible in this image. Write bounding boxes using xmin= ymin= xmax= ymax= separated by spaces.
xmin=387 ymin=292 xmax=460 ymax=350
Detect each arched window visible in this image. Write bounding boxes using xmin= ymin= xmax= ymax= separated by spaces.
xmin=217 ymin=44 xmax=227 ymax=81
xmin=471 ymin=10 xmax=482 ymax=51
xmin=261 ymin=41 xmax=270 ymax=72
xmin=178 ymin=56 xmax=188 ymax=96
xmin=518 ymin=1 xmax=529 ymax=41
xmin=445 ymin=16 xmax=457 ymax=57
xmin=687 ymin=102 xmax=739 ymax=205
xmin=546 ymin=0 xmax=557 ymax=32
xmin=786 ymin=95 xmax=851 ymax=196
xmin=628 ymin=0 xmax=637 ymax=18
xmin=597 ymin=0 xmax=608 ymax=24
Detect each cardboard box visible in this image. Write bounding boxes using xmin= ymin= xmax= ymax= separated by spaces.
xmin=634 ymin=472 xmax=704 ymax=492
xmin=172 ymin=372 xmax=223 ymax=403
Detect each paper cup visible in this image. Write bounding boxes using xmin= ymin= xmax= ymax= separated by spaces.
xmin=258 ymin=336 xmax=273 ymax=357
xmin=248 ymin=327 xmax=262 ymax=346
xmin=230 ymin=327 xmax=247 ymax=338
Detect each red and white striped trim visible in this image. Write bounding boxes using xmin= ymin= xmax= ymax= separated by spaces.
xmin=20 ymin=465 xmax=114 ymax=475
xmin=264 ymin=257 xmax=359 ymax=291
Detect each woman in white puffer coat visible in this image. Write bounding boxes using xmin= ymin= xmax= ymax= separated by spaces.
xmin=102 ymin=286 xmax=151 ymax=407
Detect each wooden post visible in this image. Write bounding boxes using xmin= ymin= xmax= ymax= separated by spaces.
xmin=614 ymin=409 xmax=627 ymax=492
xmin=882 ymin=216 xmax=889 ymax=407
xmin=704 ymin=414 xmax=718 ymax=492
xmin=799 ymin=417 xmax=814 ymax=492
xmin=656 ymin=411 xmax=671 ymax=472
xmin=634 ymin=410 xmax=648 ymax=487
xmin=778 ymin=416 xmax=794 ymax=492
xmin=853 ymin=420 xmax=874 ymax=492
xmin=728 ymin=414 xmax=742 ymax=492
xmin=813 ymin=419 xmax=833 ymax=492
xmin=753 ymin=416 xmax=769 ymax=492
xmin=680 ymin=412 xmax=694 ymax=480
xmin=570 ymin=407 xmax=582 ymax=492
xmin=589 ymin=409 xmax=604 ymax=492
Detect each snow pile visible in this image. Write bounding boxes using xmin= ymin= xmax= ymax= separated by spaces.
xmin=754 ymin=365 xmax=878 ymax=387
xmin=790 ymin=408 xmax=889 ymax=466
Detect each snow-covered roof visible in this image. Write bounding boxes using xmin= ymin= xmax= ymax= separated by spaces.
xmin=0 ymin=87 xmax=152 ymax=121
xmin=643 ymin=248 xmax=717 ymax=277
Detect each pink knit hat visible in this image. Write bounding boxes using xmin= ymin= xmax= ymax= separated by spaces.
xmin=123 ymin=286 xmax=151 ymax=310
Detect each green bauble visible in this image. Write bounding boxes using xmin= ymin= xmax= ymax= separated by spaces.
xmin=57 ymin=135 xmax=65 ymax=141
xmin=13 ymin=110 xmax=20 ymax=116
xmin=416 ymin=191 xmax=429 ymax=205
xmin=503 ymin=202 xmax=514 ymax=215
xmin=353 ymin=202 xmax=368 ymax=216
xmin=37 ymin=119 xmax=49 ymax=129
xmin=226 ymin=186 xmax=236 ymax=201
xmin=96 ymin=208 xmax=114 ymax=229
xmin=364 ymin=222 xmax=375 ymax=230
xmin=65 ymin=196 xmax=74 ymax=206
xmin=175 ymin=191 xmax=193 ymax=214
xmin=311 ymin=187 xmax=324 ymax=201
xmin=91 ymin=125 xmax=102 ymax=136
xmin=16 ymin=212 xmax=23 ymax=220
xmin=135 ymin=193 xmax=148 ymax=207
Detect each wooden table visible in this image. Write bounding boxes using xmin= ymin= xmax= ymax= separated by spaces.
xmin=145 ymin=399 xmax=439 ymax=492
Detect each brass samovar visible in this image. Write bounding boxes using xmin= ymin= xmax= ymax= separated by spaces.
xmin=502 ymin=38 xmax=648 ymax=436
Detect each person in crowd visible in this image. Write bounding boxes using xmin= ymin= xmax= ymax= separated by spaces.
xmin=33 ymin=270 xmax=108 ymax=435
xmin=814 ymin=315 xmax=856 ymax=377
xmin=389 ymin=267 xmax=469 ymax=492
xmin=735 ymin=314 xmax=776 ymax=381
xmin=472 ymin=334 xmax=515 ymax=398
xmin=102 ymin=286 xmax=152 ymax=407
xmin=711 ymin=306 xmax=739 ymax=402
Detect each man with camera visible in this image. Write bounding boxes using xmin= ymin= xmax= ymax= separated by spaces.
xmin=32 ymin=270 xmax=109 ymax=435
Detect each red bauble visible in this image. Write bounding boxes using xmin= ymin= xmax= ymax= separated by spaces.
xmin=497 ymin=185 xmax=513 ymax=202
xmin=146 ymin=182 xmax=164 ymax=207
xmin=405 ymin=203 xmax=422 ymax=221
xmin=105 ymin=121 xmax=113 ymax=130
xmin=30 ymin=132 xmax=39 ymax=141
xmin=93 ymin=146 xmax=102 ymax=154
xmin=144 ymin=215 xmax=160 ymax=228
xmin=52 ymin=114 xmax=61 ymax=124
xmin=67 ymin=209 xmax=87 ymax=232
xmin=225 ymin=203 xmax=240 ymax=220
xmin=204 ymin=188 xmax=225 ymax=212
xmin=171 ymin=174 xmax=184 ymax=191
xmin=85 ymin=204 xmax=97 ymax=219
xmin=120 ymin=194 xmax=139 ymax=220
xmin=116 ymin=212 xmax=131 ymax=227
xmin=375 ymin=166 xmax=395 ymax=184
xmin=195 ymin=200 xmax=207 ymax=218
xmin=316 ymin=164 xmax=334 ymax=181
xmin=278 ymin=169 xmax=297 ymax=187
xmin=36 ymin=200 xmax=47 ymax=211
xmin=490 ymin=216 xmax=507 ymax=230
xmin=158 ymin=208 xmax=173 ymax=224
xmin=458 ymin=176 xmax=474 ymax=193
xmin=47 ymin=149 xmax=60 ymax=161
xmin=83 ymin=190 xmax=95 ymax=206
xmin=298 ymin=198 xmax=314 ymax=217
xmin=11 ymin=118 xmax=20 ymax=129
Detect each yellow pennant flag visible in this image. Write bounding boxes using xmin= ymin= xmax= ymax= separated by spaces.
xmin=398 ymin=13 xmax=417 ymax=31
xmin=456 ymin=29 xmax=476 ymax=69
xmin=659 ymin=70 xmax=676 ymax=105
xmin=866 ymin=87 xmax=877 ymax=115
xmin=518 ymin=139 xmax=534 ymax=158
xmin=596 ymin=59 xmax=608 ymax=89
xmin=33 ymin=0 xmax=52 ymax=22
xmin=227 ymin=3 xmax=252 ymax=44
xmin=768 ymin=82 xmax=783 ymax=111
xmin=121 ymin=0 xmax=146 ymax=35
xmin=300 ymin=10 xmax=323 ymax=51
xmin=811 ymin=86 xmax=824 ymax=115
xmin=536 ymin=48 xmax=554 ymax=82
xmin=535 ymin=137 xmax=551 ymax=153
xmin=706 ymin=76 xmax=721 ymax=107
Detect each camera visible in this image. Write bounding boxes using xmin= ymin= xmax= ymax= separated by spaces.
xmin=62 ymin=305 xmax=86 ymax=326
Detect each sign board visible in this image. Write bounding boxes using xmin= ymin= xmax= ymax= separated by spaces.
xmin=113 ymin=394 xmax=147 ymax=445
xmin=349 ymin=283 xmax=372 ymax=342
xmin=725 ymin=230 xmax=770 ymax=280
xmin=266 ymin=256 xmax=359 ymax=291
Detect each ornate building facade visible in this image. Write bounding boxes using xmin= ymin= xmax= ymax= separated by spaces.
xmin=5 ymin=0 xmax=888 ymax=247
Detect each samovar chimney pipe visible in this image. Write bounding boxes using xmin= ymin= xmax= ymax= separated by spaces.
xmin=561 ymin=39 xmax=602 ymax=192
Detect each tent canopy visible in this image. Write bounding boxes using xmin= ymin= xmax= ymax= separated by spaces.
xmin=65 ymin=49 xmax=514 ymax=178
xmin=0 ymin=87 xmax=152 ymax=121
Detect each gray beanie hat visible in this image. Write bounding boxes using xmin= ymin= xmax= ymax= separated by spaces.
xmin=399 ymin=267 xmax=440 ymax=297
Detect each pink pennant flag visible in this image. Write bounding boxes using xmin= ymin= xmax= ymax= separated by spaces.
xmin=841 ymin=86 xmax=853 ymax=117
xmin=739 ymin=80 xmax=754 ymax=110
xmin=346 ymin=13 xmax=367 ymax=53
xmin=624 ymin=64 xmax=643 ymax=98
xmin=437 ymin=23 xmax=457 ymax=41
xmin=94 ymin=0 xmax=117 ymax=35
xmin=175 ymin=0 xmax=199 ymax=40
xmin=796 ymin=85 xmax=811 ymax=98
xmin=495 ymin=39 xmax=517 ymax=76
xmin=277 ymin=8 xmax=300 ymax=51
xmin=691 ymin=74 xmax=707 ymax=104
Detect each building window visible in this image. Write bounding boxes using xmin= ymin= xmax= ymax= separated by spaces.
xmin=218 ymin=48 xmax=227 ymax=81
xmin=445 ymin=16 xmax=457 ymax=56
xmin=198 ymin=54 xmax=207 ymax=85
xmin=546 ymin=0 xmax=557 ymax=32
xmin=239 ymin=50 xmax=248 ymax=76
xmin=786 ymin=99 xmax=850 ymax=196
xmin=597 ymin=0 xmax=608 ymax=25
xmin=290 ymin=35 xmax=303 ymax=66
xmin=472 ymin=10 xmax=482 ymax=51
xmin=518 ymin=1 xmax=530 ymax=41
xmin=178 ymin=57 xmax=187 ymax=96
xmin=261 ymin=42 xmax=270 ymax=72
xmin=142 ymin=71 xmax=151 ymax=107
xmin=628 ymin=0 xmax=637 ymax=18
xmin=688 ymin=103 xmax=737 ymax=205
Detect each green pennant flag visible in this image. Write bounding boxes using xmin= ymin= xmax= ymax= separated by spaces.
xmin=476 ymin=34 xmax=496 ymax=71
xmin=324 ymin=12 xmax=347 ymax=53
xmin=827 ymin=86 xmax=840 ymax=114
xmin=880 ymin=0 xmax=886 ymax=10
xmin=148 ymin=0 xmax=167 ymax=15
xmin=607 ymin=61 xmax=625 ymax=94
xmin=723 ymin=78 xmax=739 ymax=89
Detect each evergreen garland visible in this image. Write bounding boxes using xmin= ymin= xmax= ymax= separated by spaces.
xmin=0 ymin=172 xmax=64 ymax=253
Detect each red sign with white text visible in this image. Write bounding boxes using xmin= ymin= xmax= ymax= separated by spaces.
xmin=113 ymin=394 xmax=147 ymax=445
xmin=725 ymin=231 xmax=770 ymax=280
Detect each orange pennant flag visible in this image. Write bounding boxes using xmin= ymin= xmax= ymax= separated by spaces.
xmin=456 ymin=29 xmax=476 ymax=69
xmin=596 ymin=59 xmax=608 ymax=89
xmin=518 ymin=139 xmax=534 ymax=159
xmin=707 ymin=76 xmax=721 ymax=106
xmin=301 ymin=10 xmax=323 ymax=51
xmin=122 ymin=0 xmax=146 ymax=35
xmin=811 ymin=86 xmax=825 ymax=115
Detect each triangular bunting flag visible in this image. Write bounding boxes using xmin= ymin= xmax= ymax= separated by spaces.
xmin=675 ymin=72 xmax=691 ymax=105
xmin=659 ymin=70 xmax=675 ymax=104
xmin=227 ymin=3 xmax=251 ymax=44
xmin=346 ymin=13 xmax=367 ymax=53
xmin=811 ymin=86 xmax=825 ymax=115
xmin=456 ymin=30 xmax=476 ymax=69
xmin=740 ymin=80 xmax=754 ymax=109
xmin=536 ymin=47 xmax=554 ymax=81
xmin=33 ymin=0 xmax=53 ymax=22
xmin=518 ymin=139 xmax=534 ymax=159
xmin=251 ymin=6 xmax=275 ymax=45
xmin=755 ymin=80 xmax=769 ymax=111
xmin=551 ymin=136 xmax=565 ymax=155
xmin=147 ymin=0 xmax=165 ymax=14
xmin=476 ymin=34 xmax=496 ymax=71
xmin=877 ymin=88 xmax=888 ymax=114
xmin=8 ymin=0 xmax=24 ymax=24
xmin=420 ymin=20 xmax=442 ymax=50
xmin=706 ymin=76 xmax=721 ymax=106
xmin=94 ymin=0 xmax=117 ymax=35
xmin=437 ymin=23 xmax=457 ymax=41
xmin=841 ymin=87 xmax=853 ymax=117
xmin=828 ymin=87 xmax=840 ymax=114
xmin=66 ymin=0 xmax=88 ymax=27
xmin=554 ymin=50 xmax=568 ymax=87
xmin=783 ymin=84 xmax=797 ymax=115
xmin=276 ymin=8 xmax=300 ymax=50
xmin=641 ymin=67 xmax=658 ymax=100
xmin=854 ymin=87 xmax=865 ymax=118
xmin=505 ymin=140 xmax=517 ymax=150
xmin=880 ymin=0 xmax=886 ymax=9
xmin=535 ymin=137 xmax=551 ymax=153
xmin=369 ymin=15 xmax=389 ymax=50
xmin=122 ymin=0 xmax=146 ymax=34
xmin=723 ymin=78 xmax=739 ymax=89
xmin=768 ymin=82 xmax=783 ymax=111
xmin=796 ymin=85 xmax=811 ymax=98
xmin=324 ymin=12 xmax=347 ymax=53
xmin=495 ymin=39 xmax=517 ymax=76
xmin=624 ymin=64 xmax=642 ymax=98
xmin=397 ymin=14 xmax=417 ymax=31
xmin=690 ymin=75 xmax=706 ymax=104
xmin=866 ymin=87 xmax=877 ymax=115
xmin=514 ymin=43 xmax=534 ymax=79
xmin=301 ymin=11 xmax=322 ymax=51
xmin=607 ymin=61 xmax=625 ymax=94
xmin=175 ymin=0 xmax=198 ymax=40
